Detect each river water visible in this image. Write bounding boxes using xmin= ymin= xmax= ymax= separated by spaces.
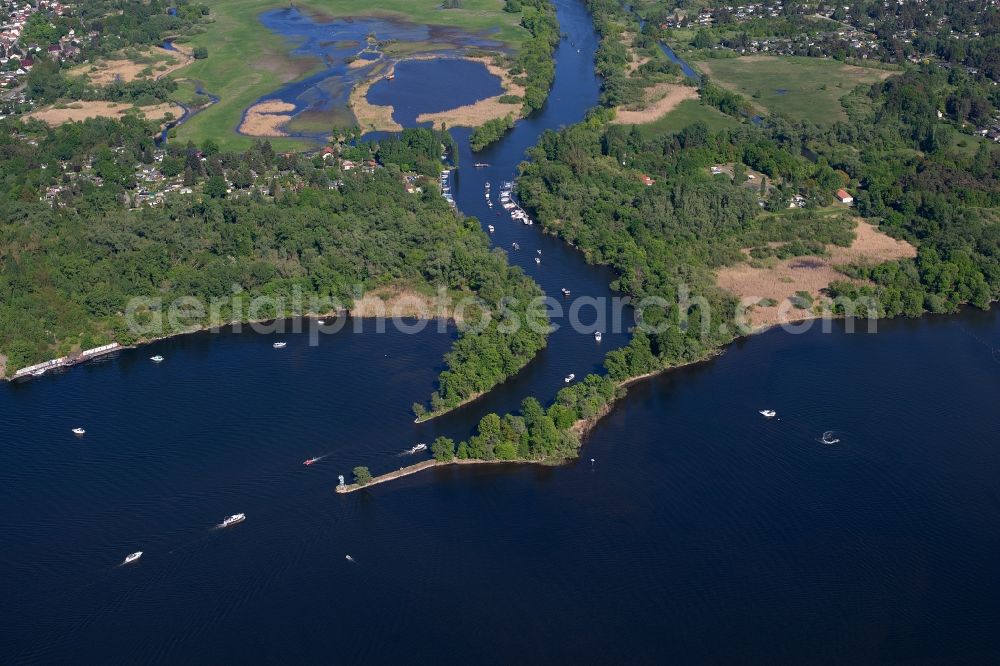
xmin=3 ymin=0 xmax=1000 ymax=662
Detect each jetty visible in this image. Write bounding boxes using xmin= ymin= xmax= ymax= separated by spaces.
xmin=12 ymin=343 xmax=121 ymax=380
xmin=336 ymin=459 xmax=441 ymax=493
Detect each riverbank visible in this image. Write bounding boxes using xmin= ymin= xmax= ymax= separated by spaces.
xmin=2 ymin=285 xmax=468 ymax=381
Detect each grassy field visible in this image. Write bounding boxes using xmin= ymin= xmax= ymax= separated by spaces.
xmin=698 ymin=55 xmax=891 ymax=123
xmin=173 ymin=0 xmax=527 ymax=150
xmin=635 ymin=98 xmax=740 ymax=137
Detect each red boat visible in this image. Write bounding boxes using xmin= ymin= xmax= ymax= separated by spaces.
xmin=303 ymin=457 xmax=321 ymax=466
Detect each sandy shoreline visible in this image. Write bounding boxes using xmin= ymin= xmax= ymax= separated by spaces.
xmin=1 ymin=288 xmax=461 ymax=381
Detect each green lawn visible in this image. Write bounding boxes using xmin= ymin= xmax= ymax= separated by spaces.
xmin=172 ymin=0 xmax=527 ymax=150
xmin=698 ymin=55 xmax=890 ymax=123
xmin=636 ymin=98 xmax=740 ymax=137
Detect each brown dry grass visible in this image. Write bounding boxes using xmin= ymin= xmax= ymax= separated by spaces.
xmin=349 ymin=78 xmax=402 ymax=132
xmin=716 ymin=220 xmax=916 ymax=329
xmin=612 ymin=83 xmax=699 ymax=125
xmin=68 ymin=45 xmax=190 ymax=85
xmin=415 ymin=56 xmax=526 ymax=129
xmin=27 ymin=101 xmax=184 ymax=126
xmin=350 ymin=287 xmax=463 ymax=321
xmin=238 ymin=100 xmax=295 ymax=136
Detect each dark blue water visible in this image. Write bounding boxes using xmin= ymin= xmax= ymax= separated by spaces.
xmin=4 ymin=1 xmax=1000 ymax=662
xmin=367 ymin=58 xmax=503 ymax=126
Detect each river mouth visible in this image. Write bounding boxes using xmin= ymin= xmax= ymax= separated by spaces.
xmin=241 ymin=8 xmax=510 ymax=139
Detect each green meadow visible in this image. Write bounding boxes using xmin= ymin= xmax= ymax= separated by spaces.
xmin=172 ymin=0 xmax=528 ymax=150
xmin=636 ymin=98 xmax=740 ymax=137
xmin=698 ymin=55 xmax=890 ymax=123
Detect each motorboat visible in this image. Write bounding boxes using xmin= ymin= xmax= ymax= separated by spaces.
xmin=511 ymin=242 xmax=519 ymax=250
xmin=536 ymin=249 xmax=542 ymax=255
xmin=72 ymin=427 xmax=86 ymax=436
xmin=220 ymin=513 xmax=245 ymax=528
xmin=123 ymin=551 xmax=142 ymax=565
xmin=594 ymin=331 xmax=602 ymax=342
xmin=150 ymin=355 xmax=164 ymax=363
xmin=409 ymin=443 xmax=428 ymax=454
xmin=564 ymin=374 xmax=576 ymax=383
xmin=821 ymin=431 xmax=840 ymax=445
xmin=535 ymin=257 xmax=541 ymax=264
xmin=272 ymin=342 xmax=287 ymax=349
xmin=303 ymin=457 xmax=321 ymax=466
xmin=488 ymin=225 xmax=495 ymax=233
xmin=561 ymin=288 xmax=570 ymax=296
xmin=32 ymin=369 xmax=46 ymax=377
xmin=759 ymin=409 xmax=776 ymax=418
xmin=474 ymin=163 xmax=489 ymax=168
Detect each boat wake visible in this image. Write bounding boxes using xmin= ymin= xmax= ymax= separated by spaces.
xmin=819 ymin=430 xmax=841 ymax=445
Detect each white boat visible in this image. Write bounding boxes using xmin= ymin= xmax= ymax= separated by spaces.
xmin=561 ymin=288 xmax=570 ymax=296
xmin=220 ymin=513 xmax=245 ymax=528
xmin=564 ymin=373 xmax=576 ymax=383
xmin=511 ymin=242 xmax=519 ymax=250
xmin=123 ymin=551 xmax=142 ymax=565
xmin=150 ymin=355 xmax=164 ymax=363
xmin=474 ymin=163 xmax=489 ymax=168
xmin=594 ymin=331 xmax=602 ymax=342
xmin=317 ymin=319 xmax=326 ymax=325
xmin=272 ymin=342 xmax=287 ymax=349
xmin=488 ymin=201 xmax=493 ymax=207
xmin=31 ymin=369 xmax=46 ymax=377
xmin=535 ymin=257 xmax=541 ymax=264
xmin=408 ymin=443 xmax=428 ymax=454
xmin=488 ymin=224 xmax=495 ymax=233
xmin=759 ymin=409 xmax=776 ymax=418
xmin=536 ymin=249 xmax=542 ymax=255
xmin=72 ymin=427 xmax=86 ymax=436
xmin=821 ymin=431 xmax=840 ymax=445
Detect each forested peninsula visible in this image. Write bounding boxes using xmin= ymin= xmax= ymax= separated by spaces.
xmin=428 ymin=0 xmax=1000 ymax=469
